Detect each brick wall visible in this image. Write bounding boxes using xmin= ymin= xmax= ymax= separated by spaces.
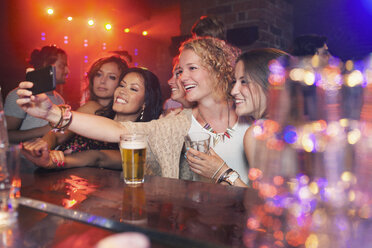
xmin=179 ymin=0 xmax=294 ymax=52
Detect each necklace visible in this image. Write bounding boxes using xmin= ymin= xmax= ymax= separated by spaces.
xmin=198 ymin=106 xmax=234 ymax=145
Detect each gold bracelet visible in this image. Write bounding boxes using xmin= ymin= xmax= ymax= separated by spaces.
xmin=212 ymin=161 xmax=226 ymax=179
xmin=50 ymin=105 xmax=72 ymax=132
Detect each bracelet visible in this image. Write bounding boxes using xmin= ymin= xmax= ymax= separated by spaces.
xmin=211 ymin=161 xmax=226 ymax=179
xmin=49 ymin=106 xmax=63 ymax=129
xmin=217 ymin=168 xmax=233 ymax=184
xmin=49 ymin=105 xmax=72 ymax=133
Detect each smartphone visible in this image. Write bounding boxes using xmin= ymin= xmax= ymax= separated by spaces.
xmin=26 ymin=65 xmax=56 ymax=95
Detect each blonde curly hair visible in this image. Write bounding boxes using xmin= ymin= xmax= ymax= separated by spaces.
xmin=179 ymin=37 xmax=240 ymax=100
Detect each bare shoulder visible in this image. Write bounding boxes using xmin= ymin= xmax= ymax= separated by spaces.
xmin=76 ymin=101 xmax=102 ymax=114
xmin=244 ymin=124 xmax=256 ymax=146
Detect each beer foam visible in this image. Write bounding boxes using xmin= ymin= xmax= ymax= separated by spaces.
xmin=120 ymin=140 xmax=146 ymax=149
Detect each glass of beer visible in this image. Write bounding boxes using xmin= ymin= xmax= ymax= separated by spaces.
xmin=120 ymin=133 xmax=147 ymax=185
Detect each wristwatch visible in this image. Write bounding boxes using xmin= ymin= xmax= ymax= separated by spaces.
xmin=222 ymin=170 xmax=240 ymax=185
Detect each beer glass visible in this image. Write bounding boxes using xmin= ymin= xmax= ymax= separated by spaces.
xmin=120 ymin=133 xmax=147 ymax=185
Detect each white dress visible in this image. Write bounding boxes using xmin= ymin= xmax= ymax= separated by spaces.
xmin=188 ymin=115 xmax=251 ymax=183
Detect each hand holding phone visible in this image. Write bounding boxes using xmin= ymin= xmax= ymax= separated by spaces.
xmin=26 ymin=65 xmax=56 ymax=95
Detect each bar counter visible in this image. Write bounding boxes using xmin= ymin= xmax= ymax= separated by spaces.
xmin=4 ymin=159 xmax=262 ymax=248
xmin=5 ymin=159 xmax=371 ymax=248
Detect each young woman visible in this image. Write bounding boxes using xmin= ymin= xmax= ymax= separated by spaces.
xmin=17 ymin=37 xmax=250 ymax=184
xmin=163 ymin=57 xmax=193 ymax=112
xmin=22 ymin=67 xmax=163 ymax=171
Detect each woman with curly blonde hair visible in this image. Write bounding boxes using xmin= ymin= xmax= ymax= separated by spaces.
xmin=16 ymin=37 xmax=251 ymax=184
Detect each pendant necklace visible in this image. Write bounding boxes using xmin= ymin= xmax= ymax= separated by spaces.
xmin=198 ymin=105 xmax=234 ymax=145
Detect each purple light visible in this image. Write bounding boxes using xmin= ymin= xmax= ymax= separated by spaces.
xmin=283 ymin=126 xmax=297 ymax=144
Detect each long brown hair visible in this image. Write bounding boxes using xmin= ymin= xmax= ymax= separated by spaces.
xmin=236 ymin=48 xmax=289 ymax=119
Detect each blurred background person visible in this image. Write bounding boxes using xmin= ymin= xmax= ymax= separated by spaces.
xmin=191 ymin=15 xmax=226 ymax=40
xmin=291 ymin=34 xmax=331 ymax=68
xmin=291 ymin=34 xmax=332 ymax=120
xmin=4 ymin=45 xmax=68 ymax=144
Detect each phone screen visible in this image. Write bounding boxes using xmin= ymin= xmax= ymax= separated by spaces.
xmin=26 ymin=65 xmax=56 ymax=95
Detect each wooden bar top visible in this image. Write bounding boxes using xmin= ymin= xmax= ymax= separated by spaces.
xmin=13 ymin=163 xmax=262 ymax=248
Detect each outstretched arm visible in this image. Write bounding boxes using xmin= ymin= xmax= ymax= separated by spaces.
xmin=16 ymin=81 xmax=126 ymax=143
xmin=42 ymin=101 xmax=105 ymax=149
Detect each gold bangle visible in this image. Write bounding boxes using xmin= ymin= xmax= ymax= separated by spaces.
xmin=212 ymin=161 xmax=226 ymax=179
xmin=50 ymin=105 xmax=72 ymax=132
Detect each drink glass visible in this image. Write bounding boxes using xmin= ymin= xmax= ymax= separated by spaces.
xmin=184 ymin=132 xmax=211 ymax=181
xmin=0 ymin=145 xmax=21 ymax=227
xmin=184 ymin=132 xmax=211 ymax=153
xmin=120 ymin=133 xmax=147 ymax=185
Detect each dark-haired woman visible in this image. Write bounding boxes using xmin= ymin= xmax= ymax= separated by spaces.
xmin=40 ymin=55 xmax=129 ymax=151
xmin=4 ymin=45 xmax=68 ymax=143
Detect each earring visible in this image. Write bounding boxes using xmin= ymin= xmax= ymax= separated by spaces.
xmin=140 ymin=109 xmax=144 ymax=120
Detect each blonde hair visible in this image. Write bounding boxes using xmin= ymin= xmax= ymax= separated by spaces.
xmin=180 ymin=37 xmax=240 ymax=100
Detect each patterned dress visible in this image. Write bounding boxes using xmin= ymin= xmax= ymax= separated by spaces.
xmin=56 ymin=134 xmax=118 ymax=154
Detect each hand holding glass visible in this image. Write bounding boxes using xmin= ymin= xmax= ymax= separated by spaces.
xmin=184 ymin=132 xmax=211 ymax=181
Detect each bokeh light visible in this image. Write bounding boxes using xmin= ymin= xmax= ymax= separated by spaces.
xmin=346 ymin=70 xmax=364 ymax=87
xmin=142 ymin=30 xmax=148 ymax=36
xmin=304 ymin=71 xmax=315 ymax=85
xmin=347 ymin=129 xmax=361 ymax=144
xmin=124 ymin=28 xmax=130 ymax=33
xmin=88 ymin=19 xmax=94 ymax=26
xmin=105 ymin=23 xmax=112 ymax=30
xmin=47 ymin=8 xmax=54 ymax=15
